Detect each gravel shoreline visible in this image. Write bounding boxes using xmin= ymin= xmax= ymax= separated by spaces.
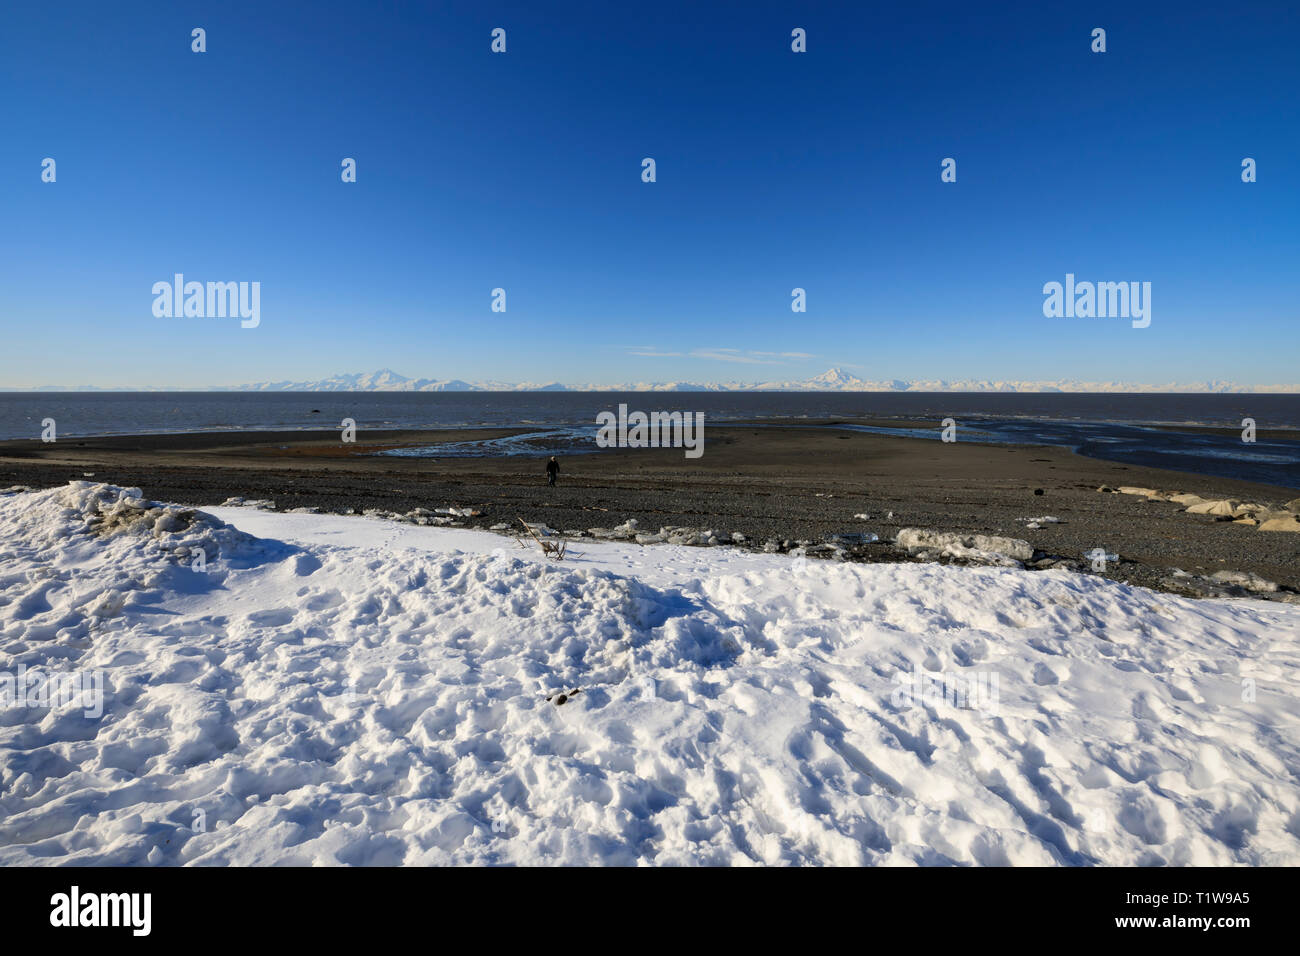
xmin=3 ymin=424 xmax=1298 ymax=601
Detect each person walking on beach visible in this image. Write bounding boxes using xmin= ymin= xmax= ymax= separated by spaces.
xmin=546 ymin=456 xmax=559 ymax=487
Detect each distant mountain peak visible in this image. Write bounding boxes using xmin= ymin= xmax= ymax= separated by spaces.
xmin=205 ymin=368 xmax=1298 ymax=394
xmin=10 ymin=368 xmax=1297 ymax=393
xmin=809 ymin=367 xmax=860 ymax=386
xmin=356 ymin=369 xmax=409 ymax=386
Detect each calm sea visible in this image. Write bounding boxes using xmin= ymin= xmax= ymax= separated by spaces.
xmin=3 ymin=392 xmax=1299 ymax=488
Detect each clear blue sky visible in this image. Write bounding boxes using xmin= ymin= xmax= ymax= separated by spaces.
xmin=1 ymin=1 xmax=1296 ymax=387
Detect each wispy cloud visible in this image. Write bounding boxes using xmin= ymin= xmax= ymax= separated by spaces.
xmin=625 ymin=347 xmax=815 ymax=365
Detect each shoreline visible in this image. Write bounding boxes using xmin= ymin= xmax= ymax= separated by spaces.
xmin=7 ymin=416 xmax=1298 ymax=465
xmin=7 ymin=416 xmax=1300 ymax=440
xmin=3 ymin=424 xmax=1299 ymax=600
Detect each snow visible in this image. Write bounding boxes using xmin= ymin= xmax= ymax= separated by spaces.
xmin=2 ymin=482 xmax=1299 ymax=866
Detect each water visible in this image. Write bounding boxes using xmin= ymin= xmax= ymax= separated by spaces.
xmin=4 ymin=391 xmax=1299 ymax=488
xmin=824 ymin=419 xmax=1300 ymax=489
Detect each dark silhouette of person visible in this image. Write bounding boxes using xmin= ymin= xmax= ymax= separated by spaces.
xmin=546 ymin=456 xmax=559 ymax=487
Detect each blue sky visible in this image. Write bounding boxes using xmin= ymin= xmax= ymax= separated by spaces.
xmin=1 ymin=1 xmax=1296 ymax=387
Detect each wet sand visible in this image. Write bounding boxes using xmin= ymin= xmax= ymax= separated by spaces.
xmin=2 ymin=424 xmax=1298 ymax=594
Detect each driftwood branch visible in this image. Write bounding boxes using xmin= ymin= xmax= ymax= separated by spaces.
xmin=518 ymin=517 xmax=567 ymax=560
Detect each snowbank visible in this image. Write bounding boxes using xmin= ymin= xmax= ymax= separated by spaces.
xmin=2 ymin=483 xmax=1298 ymax=866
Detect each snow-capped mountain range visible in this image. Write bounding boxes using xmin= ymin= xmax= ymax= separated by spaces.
xmin=10 ymin=368 xmax=1300 ymax=393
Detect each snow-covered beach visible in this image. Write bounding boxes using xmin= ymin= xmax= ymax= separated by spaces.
xmin=2 ymin=482 xmax=1298 ymax=865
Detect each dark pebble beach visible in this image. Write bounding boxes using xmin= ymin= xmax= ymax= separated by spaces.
xmin=2 ymin=423 xmax=1298 ymax=599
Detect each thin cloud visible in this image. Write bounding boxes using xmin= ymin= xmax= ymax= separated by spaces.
xmin=688 ymin=350 xmax=785 ymax=365
xmin=623 ymin=347 xmax=816 ymax=365
xmin=627 ymin=349 xmax=684 ymax=358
